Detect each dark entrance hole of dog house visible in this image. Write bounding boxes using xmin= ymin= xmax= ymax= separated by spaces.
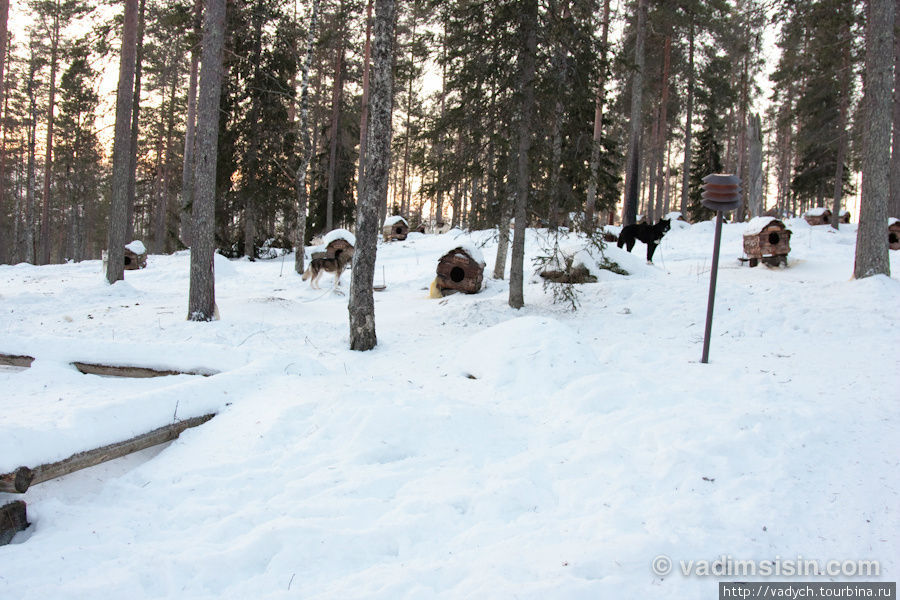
xmin=334 ymin=249 xmax=344 ymax=260
xmin=124 ymin=255 xmax=132 ymax=266
xmin=768 ymin=231 xmax=780 ymax=245
xmin=450 ymin=266 xmax=465 ymax=283
xmin=395 ymin=226 xmax=404 ymax=235
xmin=891 ymin=232 xmax=899 ymax=245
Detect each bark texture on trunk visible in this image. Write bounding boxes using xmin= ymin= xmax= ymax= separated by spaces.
xmin=294 ymin=0 xmax=320 ymax=275
xmin=106 ymin=0 xmax=139 ymax=284
xmin=855 ymin=0 xmax=893 ymax=279
xmin=188 ymin=0 xmax=227 ymax=319
xmin=509 ymin=0 xmax=537 ymax=310
xmin=349 ymin=0 xmax=394 ymax=351
xmin=622 ymin=0 xmax=647 ymax=227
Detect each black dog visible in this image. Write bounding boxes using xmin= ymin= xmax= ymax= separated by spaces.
xmin=616 ymin=218 xmax=670 ymax=262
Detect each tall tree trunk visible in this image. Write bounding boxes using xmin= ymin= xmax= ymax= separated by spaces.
xmin=243 ymin=0 xmax=265 ymax=260
xmin=0 ymin=0 xmax=8 ymax=263
xmin=180 ymin=0 xmax=202 ymax=247
xmin=125 ymin=0 xmax=146 ymax=243
xmin=653 ymin=34 xmax=672 ymax=223
xmin=548 ymin=3 xmax=568 ymax=231
xmin=832 ymin=19 xmax=852 ymax=230
xmin=584 ymin=0 xmax=611 ymax=232
xmin=748 ymin=113 xmax=763 ymax=218
xmin=855 ymin=0 xmax=893 ymax=279
xmin=493 ymin=148 xmax=516 ymax=279
xmin=890 ymin=0 xmax=900 ymax=218
xmin=106 ymin=0 xmax=139 ymax=284
xmin=39 ymin=0 xmax=61 ymax=265
xmin=400 ymin=16 xmax=415 ymax=219
xmin=326 ymin=3 xmax=345 ymax=232
xmin=680 ymin=17 xmax=694 ymax=216
xmin=509 ymin=0 xmax=537 ymax=309
xmin=356 ymin=0 xmax=373 ymax=208
xmin=622 ymin=0 xmax=647 ymax=226
xmin=349 ymin=0 xmax=395 ymax=351
xmin=25 ymin=49 xmax=38 ymax=265
xmin=293 ymin=0 xmax=320 ymax=275
xmin=188 ymin=0 xmax=226 ymax=319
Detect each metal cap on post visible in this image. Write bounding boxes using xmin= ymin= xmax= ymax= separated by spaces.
xmin=700 ymin=173 xmax=740 ymax=364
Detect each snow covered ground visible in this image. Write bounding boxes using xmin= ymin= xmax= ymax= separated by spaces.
xmin=1 ymin=220 xmax=898 ymax=599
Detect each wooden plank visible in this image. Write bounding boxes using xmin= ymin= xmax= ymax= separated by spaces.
xmin=0 ymin=353 xmax=35 ymax=368
xmin=0 ymin=501 xmax=29 ymax=546
xmin=0 ymin=413 xmax=215 ymax=493
xmin=73 ymin=362 xmax=218 ymax=378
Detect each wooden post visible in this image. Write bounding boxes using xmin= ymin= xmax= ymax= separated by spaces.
xmin=0 ymin=414 xmax=214 ymax=493
xmin=701 ymin=210 xmax=724 ymax=364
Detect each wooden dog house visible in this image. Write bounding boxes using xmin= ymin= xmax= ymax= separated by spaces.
xmin=890 ymin=218 xmax=900 ymax=250
xmin=322 ymin=228 xmax=356 ymax=261
xmin=435 ymin=245 xmax=485 ymax=295
xmin=840 ymin=209 xmax=851 ymax=224
xmin=743 ymin=217 xmax=792 ymax=267
xmin=124 ymin=240 xmax=147 ymax=270
xmin=382 ymin=216 xmax=409 ymax=241
xmin=804 ymin=207 xmax=832 ymax=226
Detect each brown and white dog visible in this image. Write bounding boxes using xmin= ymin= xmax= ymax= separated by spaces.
xmin=301 ymin=251 xmax=353 ymax=290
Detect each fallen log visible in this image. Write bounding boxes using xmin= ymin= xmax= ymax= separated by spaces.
xmin=0 ymin=413 xmax=215 ymax=493
xmin=0 ymin=467 xmax=35 ymax=493
xmin=73 ymin=362 xmax=218 ymax=378
xmin=0 ymin=353 xmax=35 ymax=368
xmin=0 ymin=501 xmax=29 ymax=545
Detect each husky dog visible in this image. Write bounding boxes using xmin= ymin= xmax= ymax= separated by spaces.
xmin=302 ymin=251 xmax=353 ymax=289
xmin=616 ymin=218 xmax=671 ymax=263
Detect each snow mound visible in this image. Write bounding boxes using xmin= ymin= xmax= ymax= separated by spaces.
xmin=744 ymin=216 xmax=779 ymax=235
xmin=125 ymin=240 xmax=146 ymax=254
xmin=213 ymin=251 xmax=238 ymax=278
xmin=323 ymin=228 xmax=356 ymax=247
xmin=440 ymin=236 xmax=486 ymax=266
xmin=383 ymin=215 xmax=408 ymax=227
xmin=454 ymin=316 xmax=599 ymax=395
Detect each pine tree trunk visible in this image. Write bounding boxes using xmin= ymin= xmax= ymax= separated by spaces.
xmin=349 ymin=0 xmax=395 ymax=352
xmin=356 ymin=0 xmax=372 ymax=208
xmin=25 ymin=61 xmax=37 ymax=265
xmin=493 ymin=148 xmax=515 ymax=280
xmin=0 ymin=0 xmax=8 ymax=264
xmin=293 ymin=0 xmax=319 ymax=275
xmin=832 ymin=21 xmax=852 ymax=231
xmin=854 ymin=0 xmax=893 ymax=279
xmin=39 ymin=1 xmax=61 ymax=265
xmin=748 ymin=113 xmax=763 ymax=218
xmin=622 ymin=0 xmax=647 ymax=227
xmin=890 ymin=0 xmax=900 ymax=219
xmin=188 ymin=0 xmax=226 ymax=318
xmin=653 ymin=34 xmax=671 ymax=223
xmin=584 ymin=0 xmax=611 ymax=232
xmin=509 ymin=0 xmax=537 ymax=310
xmin=106 ymin=0 xmax=139 ymax=284
xmin=680 ymin=17 xmax=694 ymax=216
xmin=180 ymin=0 xmax=202 ymax=247
xmin=326 ymin=6 xmax=345 ymax=232
xmin=125 ymin=0 xmax=145 ymax=243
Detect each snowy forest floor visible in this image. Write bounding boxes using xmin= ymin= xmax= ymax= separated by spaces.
xmin=1 ymin=219 xmax=898 ymax=599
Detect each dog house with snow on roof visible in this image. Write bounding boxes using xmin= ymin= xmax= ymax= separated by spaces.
xmin=742 ymin=217 xmax=792 ymax=267
xmin=890 ymin=218 xmax=900 ymax=250
xmin=382 ymin=215 xmax=409 ymax=241
xmin=124 ymin=240 xmax=148 ymax=270
xmin=840 ymin=209 xmax=851 ymax=224
xmin=435 ymin=243 xmax=485 ymax=295
xmin=804 ymin=207 xmax=832 ymax=226
xmin=322 ymin=228 xmax=355 ymax=261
